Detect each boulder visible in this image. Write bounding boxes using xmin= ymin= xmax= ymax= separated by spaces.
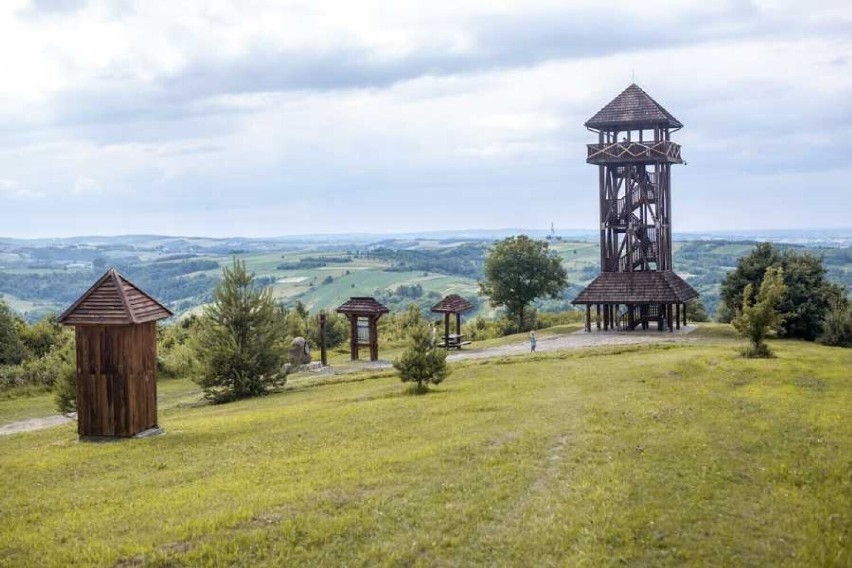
xmin=289 ymin=337 xmax=312 ymax=365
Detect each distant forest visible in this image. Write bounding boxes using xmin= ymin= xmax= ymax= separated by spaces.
xmin=0 ymin=259 xmax=221 ymax=315
xmin=364 ymin=244 xmax=486 ymax=279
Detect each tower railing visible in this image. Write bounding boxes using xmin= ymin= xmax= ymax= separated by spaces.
xmin=587 ymin=141 xmax=682 ymax=164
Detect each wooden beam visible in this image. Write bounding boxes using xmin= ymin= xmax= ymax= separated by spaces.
xmin=349 ymin=315 xmax=358 ymax=360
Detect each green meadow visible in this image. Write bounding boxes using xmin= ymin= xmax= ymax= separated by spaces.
xmin=1 ymin=326 xmax=849 ymax=566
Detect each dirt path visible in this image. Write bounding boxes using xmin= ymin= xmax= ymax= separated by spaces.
xmin=0 ymin=414 xmax=74 ymax=436
xmin=2 ymin=327 xmax=697 ymax=436
xmin=448 ymin=326 xmax=698 ymax=361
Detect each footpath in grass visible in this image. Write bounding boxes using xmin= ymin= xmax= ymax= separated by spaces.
xmin=0 ymin=337 xmax=849 ymax=566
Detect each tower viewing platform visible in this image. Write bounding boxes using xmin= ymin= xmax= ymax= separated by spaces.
xmin=586 ymin=140 xmax=682 ymax=165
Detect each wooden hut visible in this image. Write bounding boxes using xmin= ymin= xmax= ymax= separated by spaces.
xmin=336 ymin=297 xmax=389 ymax=361
xmin=431 ymin=294 xmax=473 ymax=349
xmin=58 ymin=268 xmax=172 ymax=439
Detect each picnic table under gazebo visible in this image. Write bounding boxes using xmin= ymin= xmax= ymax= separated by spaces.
xmin=431 ymin=294 xmax=474 ymax=349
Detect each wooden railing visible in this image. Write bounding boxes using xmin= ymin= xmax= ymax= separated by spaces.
xmin=587 ymin=141 xmax=682 ymax=164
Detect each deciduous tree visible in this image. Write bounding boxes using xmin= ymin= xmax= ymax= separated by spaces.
xmin=479 ymin=235 xmax=567 ymax=331
xmin=732 ymin=266 xmax=787 ymax=358
xmin=720 ymin=242 xmax=843 ymax=340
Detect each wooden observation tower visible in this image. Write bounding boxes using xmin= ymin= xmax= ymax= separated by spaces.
xmin=573 ymin=84 xmax=698 ymax=331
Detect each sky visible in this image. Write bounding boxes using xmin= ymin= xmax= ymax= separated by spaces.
xmin=0 ymin=0 xmax=850 ymax=238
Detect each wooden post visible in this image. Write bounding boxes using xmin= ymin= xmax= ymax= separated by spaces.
xmin=675 ymin=304 xmax=680 ymax=330
xmin=683 ymin=303 xmax=688 ymax=327
xmin=444 ymin=312 xmax=450 ymax=350
xmin=319 ymin=311 xmax=328 ymax=366
xmin=349 ymin=315 xmax=358 ymax=360
xmin=596 ymin=304 xmax=601 ymax=330
xmin=585 ymin=305 xmax=591 ymax=332
xmin=668 ymin=305 xmax=674 ymax=333
xmin=369 ymin=316 xmax=379 ymax=361
xmin=627 ymin=304 xmax=634 ymax=330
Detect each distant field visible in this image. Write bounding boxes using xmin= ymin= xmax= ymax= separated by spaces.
xmin=0 ymin=330 xmax=848 ymax=565
xmin=1 ymin=236 xmax=850 ymax=322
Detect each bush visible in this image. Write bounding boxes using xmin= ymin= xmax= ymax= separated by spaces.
xmin=379 ymin=303 xmax=427 ymax=343
xmin=818 ymin=299 xmax=852 ymax=347
xmin=686 ymin=299 xmax=709 ymax=323
xmin=54 ymin=363 xmax=77 ymax=415
xmin=0 ymin=300 xmax=24 ymax=365
xmin=157 ymin=316 xmax=203 ymax=379
xmin=393 ymin=321 xmax=449 ymax=393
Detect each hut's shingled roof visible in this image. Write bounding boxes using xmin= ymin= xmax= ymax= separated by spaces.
xmin=585 ymin=84 xmax=682 ymax=130
xmin=336 ymin=297 xmax=390 ymax=316
xmin=572 ymin=271 xmax=698 ymax=304
xmin=431 ymin=294 xmax=474 ymax=314
xmin=58 ymin=268 xmax=173 ymax=325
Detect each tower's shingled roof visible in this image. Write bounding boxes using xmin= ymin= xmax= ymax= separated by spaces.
xmin=430 ymin=294 xmax=474 ymax=314
xmin=58 ymin=268 xmax=173 ymax=325
xmin=571 ymin=271 xmax=698 ymax=305
xmin=585 ymin=84 xmax=682 ymax=130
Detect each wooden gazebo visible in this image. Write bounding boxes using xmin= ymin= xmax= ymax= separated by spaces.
xmin=58 ymin=268 xmax=172 ymax=439
xmin=431 ymin=294 xmax=474 ymax=349
xmin=336 ymin=297 xmax=389 ymax=361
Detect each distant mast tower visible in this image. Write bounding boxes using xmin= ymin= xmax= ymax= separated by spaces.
xmin=572 ymin=84 xmax=698 ymax=331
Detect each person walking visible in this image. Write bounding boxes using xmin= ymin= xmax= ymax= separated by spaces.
xmin=529 ymin=329 xmax=537 ymax=353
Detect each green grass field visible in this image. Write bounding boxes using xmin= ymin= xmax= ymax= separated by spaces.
xmin=1 ymin=329 xmax=849 ymax=566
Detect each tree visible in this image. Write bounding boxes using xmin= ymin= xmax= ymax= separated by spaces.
xmin=194 ymin=259 xmax=287 ymax=403
xmin=308 ymin=311 xmax=348 ymax=349
xmin=720 ymin=242 xmax=844 ymax=340
xmin=393 ymin=321 xmax=449 ymax=393
xmin=19 ymin=314 xmax=65 ymax=359
xmin=479 ymin=235 xmax=567 ymax=331
xmin=732 ymin=267 xmax=787 ymax=358
xmin=0 ymin=299 xmax=24 ymax=365
xmin=686 ymin=299 xmax=709 ymax=322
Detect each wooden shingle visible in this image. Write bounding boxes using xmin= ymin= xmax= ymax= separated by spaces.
xmin=571 ymin=271 xmax=698 ymax=305
xmin=431 ymin=294 xmax=474 ymax=314
xmin=585 ymin=84 xmax=682 ymax=130
xmin=336 ymin=297 xmax=390 ymax=316
xmin=58 ymin=268 xmax=173 ymax=326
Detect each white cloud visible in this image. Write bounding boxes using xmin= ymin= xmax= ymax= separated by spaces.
xmin=0 ymin=0 xmax=850 ymax=237
xmin=72 ymin=176 xmax=101 ymax=194
xmin=0 ymin=178 xmax=43 ymax=199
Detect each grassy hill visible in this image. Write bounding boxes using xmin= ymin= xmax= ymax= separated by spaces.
xmin=1 ymin=327 xmax=849 ymax=566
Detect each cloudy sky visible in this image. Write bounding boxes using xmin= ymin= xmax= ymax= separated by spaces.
xmin=0 ymin=0 xmax=850 ymax=238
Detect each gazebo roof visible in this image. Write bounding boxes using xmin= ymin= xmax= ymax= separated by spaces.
xmin=431 ymin=294 xmax=474 ymax=314
xmin=585 ymin=84 xmax=682 ymax=130
xmin=336 ymin=297 xmax=390 ymax=316
xmin=571 ymin=271 xmax=698 ymax=305
xmin=58 ymin=268 xmax=173 ymax=326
